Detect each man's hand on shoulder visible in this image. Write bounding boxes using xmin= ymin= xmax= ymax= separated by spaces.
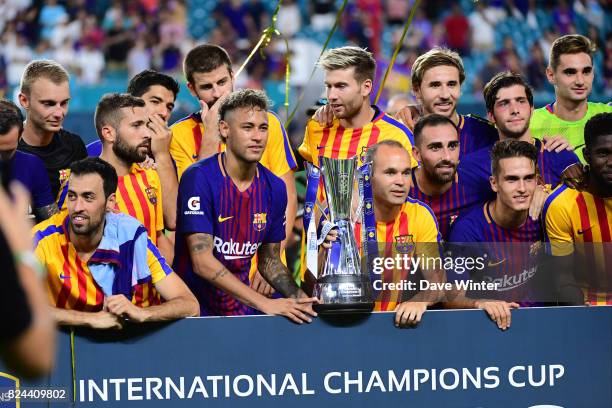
xmin=542 ymin=135 xmax=573 ymax=153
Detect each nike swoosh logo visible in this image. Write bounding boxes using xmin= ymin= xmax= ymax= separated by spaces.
xmin=316 ymin=145 xmax=326 ymax=150
xmin=59 ymin=274 xmax=70 ymax=279
xmin=577 ymin=226 xmax=592 ymax=235
xmin=487 ymin=259 xmax=505 ymax=267
xmin=218 ymin=215 xmax=233 ymax=223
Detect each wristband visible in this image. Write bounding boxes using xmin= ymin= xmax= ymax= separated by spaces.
xmin=14 ymin=250 xmax=45 ymax=278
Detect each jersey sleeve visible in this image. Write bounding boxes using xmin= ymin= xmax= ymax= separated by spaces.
xmin=543 ymin=194 xmax=574 ymax=256
xmin=264 ymin=177 xmax=288 ymax=243
xmin=298 ymin=120 xmax=314 ymax=163
xmin=260 ymin=112 xmax=297 ymax=176
xmin=177 ymin=165 xmax=214 ymax=235
xmin=146 ymin=237 xmax=173 ymax=284
xmin=170 ymin=121 xmax=199 ymax=181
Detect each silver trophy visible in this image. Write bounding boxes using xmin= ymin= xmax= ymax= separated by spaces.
xmin=311 ymin=156 xmax=374 ymax=314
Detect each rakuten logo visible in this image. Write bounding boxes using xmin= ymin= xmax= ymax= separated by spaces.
xmin=214 ymin=237 xmax=260 ymax=260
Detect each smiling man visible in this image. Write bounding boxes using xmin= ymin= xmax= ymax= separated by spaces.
xmin=448 ymin=140 xmax=544 ymax=329
xmin=530 ymin=34 xmax=612 ymax=163
xmin=33 ymin=157 xmax=199 ymax=329
xmin=174 ymin=89 xmax=317 ymax=322
xmin=17 ymin=60 xmax=87 ymax=199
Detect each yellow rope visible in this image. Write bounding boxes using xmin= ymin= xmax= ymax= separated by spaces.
xmin=70 ymin=328 xmax=76 ymax=403
xmin=374 ymin=0 xmax=421 ymax=105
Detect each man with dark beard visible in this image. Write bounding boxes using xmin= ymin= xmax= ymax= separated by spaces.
xmin=33 ymin=158 xmax=199 ymax=328
xmin=409 ymin=114 xmax=494 ymax=241
xmin=57 ymin=94 xmax=173 ymax=307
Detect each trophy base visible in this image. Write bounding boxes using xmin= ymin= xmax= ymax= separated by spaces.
xmin=313 ymin=274 xmax=374 ymax=315
xmin=313 ymin=302 xmax=374 ymax=315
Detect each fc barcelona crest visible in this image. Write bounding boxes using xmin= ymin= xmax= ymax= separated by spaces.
xmin=395 ymin=234 xmax=415 ymax=254
xmin=253 ymin=213 xmax=267 ymax=231
xmin=359 ymin=146 xmax=370 ymax=163
xmin=145 ymin=187 xmax=158 ymax=205
xmin=59 ymin=168 xmax=70 ymax=183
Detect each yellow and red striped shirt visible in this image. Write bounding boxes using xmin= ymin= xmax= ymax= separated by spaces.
xmin=298 ymin=110 xmax=417 ymax=168
xmin=543 ymin=185 xmax=612 ymax=305
xmin=298 ymin=109 xmax=418 ymax=277
xmin=33 ymin=212 xmax=170 ymax=311
xmin=354 ymin=198 xmax=441 ymax=311
xmin=170 ymin=110 xmax=297 ymax=180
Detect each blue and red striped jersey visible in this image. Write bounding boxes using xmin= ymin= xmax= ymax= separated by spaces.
xmin=448 ymin=202 xmax=543 ymax=305
xmin=457 ymin=114 xmax=499 ymax=158
xmin=409 ymin=163 xmax=494 ymax=242
xmin=174 ymin=153 xmax=287 ymax=316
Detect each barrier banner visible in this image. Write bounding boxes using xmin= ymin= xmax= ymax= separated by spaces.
xmin=1 ymin=307 xmax=610 ymax=407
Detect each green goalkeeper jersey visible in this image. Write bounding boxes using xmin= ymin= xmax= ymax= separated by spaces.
xmin=530 ymin=101 xmax=612 ymax=163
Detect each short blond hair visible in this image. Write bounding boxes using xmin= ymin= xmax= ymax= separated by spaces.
xmin=319 ymin=46 xmax=376 ymax=84
xmin=20 ymin=60 xmax=70 ymax=96
xmin=411 ymin=47 xmax=465 ymax=89
xmin=549 ymin=34 xmax=595 ymax=71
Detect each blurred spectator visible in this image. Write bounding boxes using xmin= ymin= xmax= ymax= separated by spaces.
xmin=104 ymin=13 xmax=133 ymax=67
xmin=310 ymin=0 xmax=335 ymax=31
xmin=0 ymin=0 xmax=30 ymax=35
xmin=407 ymin=8 xmax=432 ymax=50
xmin=159 ymin=0 xmax=186 ymax=46
xmin=539 ymin=29 xmax=558 ymax=63
xmin=39 ymin=0 xmax=68 ymax=41
xmin=53 ymin=38 xmax=76 ymax=70
xmin=277 ymin=0 xmax=301 ymax=38
xmin=245 ymin=0 xmax=268 ymax=34
xmin=75 ymin=41 xmax=105 ymax=84
xmin=127 ymin=36 xmax=152 ymax=78
xmin=526 ymin=43 xmax=548 ymax=91
xmin=496 ymin=36 xmax=520 ymax=70
xmin=469 ymin=1 xmax=495 ymax=52
xmin=479 ymin=54 xmax=504 ymax=87
xmin=386 ymin=0 xmax=410 ymax=26
xmin=573 ymin=0 xmax=604 ymax=31
xmin=426 ymin=22 xmax=446 ymax=50
xmin=32 ymin=40 xmax=53 ymax=60
xmin=444 ymin=3 xmax=470 ymax=56
xmin=552 ymin=0 xmax=575 ymax=35
xmin=3 ymin=32 xmax=32 ymax=85
xmin=214 ymin=0 xmax=249 ymax=39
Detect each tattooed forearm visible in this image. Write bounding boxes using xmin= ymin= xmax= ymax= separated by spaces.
xmin=211 ymin=266 xmax=229 ymax=281
xmin=258 ymin=243 xmax=300 ymax=298
xmin=35 ymin=203 xmax=59 ymax=221
xmin=187 ymin=233 xmax=213 ymax=254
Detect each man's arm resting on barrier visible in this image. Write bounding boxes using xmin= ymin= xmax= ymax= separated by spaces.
xmin=187 ymin=233 xmax=317 ymax=323
xmin=443 ymin=293 xmax=519 ymax=331
xmin=105 ymin=273 xmax=200 ymax=322
xmin=546 ymin=253 xmax=583 ymax=305
xmin=51 ymin=307 xmax=123 ymax=329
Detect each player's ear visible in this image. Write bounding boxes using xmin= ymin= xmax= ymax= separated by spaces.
xmin=412 ymin=85 xmax=422 ymax=102
xmin=18 ymin=92 xmax=29 ymax=109
xmin=105 ymin=193 xmax=116 ymax=212
xmin=489 ymin=175 xmax=498 ymax=193
xmin=100 ymin=125 xmax=116 ymax=144
xmin=545 ymin=66 xmax=555 ymax=85
xmin=582 ymin=146 xmax=590 ymax=165
xmin=361 ymin=78 xmax=372 ymax=97
xmin=486 ymin=110 xmax=495 ymax=124
xmin=186 ymin=82 xmax=198 ymax=99
xmin=218 ymin=119 xmax=229 ymax=140
xmin=412 ymin=145 xmax=421 ymax=164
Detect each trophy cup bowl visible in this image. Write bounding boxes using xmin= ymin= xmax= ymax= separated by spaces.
xmin=312 ymin=156 xmax=374 ymax=314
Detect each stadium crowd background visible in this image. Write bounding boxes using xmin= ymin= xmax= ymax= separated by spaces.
xmin=0 ymin=0 xmax=610 ymax=144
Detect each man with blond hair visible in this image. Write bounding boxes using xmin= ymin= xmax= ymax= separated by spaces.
xmin=17 ymin=60 xmax=87 ymax=199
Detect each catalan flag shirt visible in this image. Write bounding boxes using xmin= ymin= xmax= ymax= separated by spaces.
xmin=456 ymin=114 xmax=499 ymax=158
xmin=33 ymin=212 xmax=172 ymax=312
xmin=174 ymin=153 xmax=287 ymax=316
xmin=57 ymin=164 xmax=165 ymax=307
xmin=448 ymin=203 xmax=543 ymax=306
xmin=543 ymin=185 xmax=612 ymax=305
xmin=530 ymin=102 xmax=612 ymax=163
xmin=170 ymin=110 xmax=297 ymax=180
xmin=354 ymin=198 xmax=441 ymax=312
xmin=298 ymin=106 xmax=417 ymax=167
